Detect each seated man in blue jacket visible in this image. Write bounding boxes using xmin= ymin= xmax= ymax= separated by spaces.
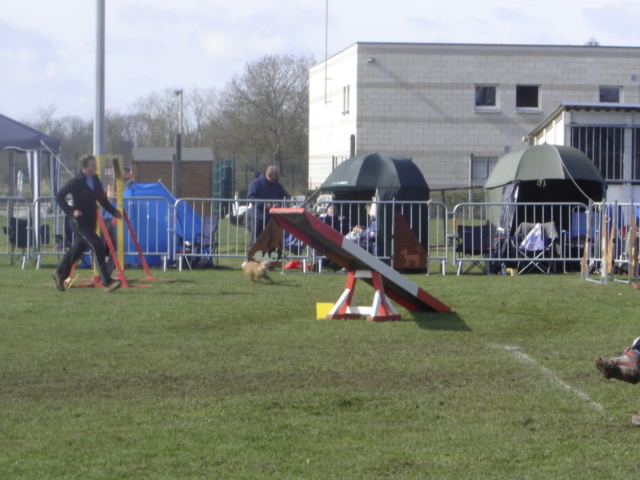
xmin=247 ymin=165 xmax=289 ymax=241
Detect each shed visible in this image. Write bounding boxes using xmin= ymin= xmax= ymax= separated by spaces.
xmin=131 ymin=147 xmax=214 ymax=199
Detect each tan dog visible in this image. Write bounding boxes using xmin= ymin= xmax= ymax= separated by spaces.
xmin=241 ymin=260 xmax=274 ymax=283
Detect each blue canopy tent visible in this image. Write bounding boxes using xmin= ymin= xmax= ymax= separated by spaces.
xmin=123 ymin=182 xmax=200 ymax=266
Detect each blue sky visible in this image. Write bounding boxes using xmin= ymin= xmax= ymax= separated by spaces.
xmin=2 ymin=0 xmax=639 ymax=120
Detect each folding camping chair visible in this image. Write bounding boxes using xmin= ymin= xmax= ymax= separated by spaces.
xmin=288 ymin=195 xmax=308 ymax=208
xmin=455 ymin=222 xmax=493 ymax=275
xmin=185 ymin=215 xmax=219 ymax=269
xmin=515 ymin=221 xmax=559 ymax=274
xmin=313 ymin=194 xmax=333 ymax=214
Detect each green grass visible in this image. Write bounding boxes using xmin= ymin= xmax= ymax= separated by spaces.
xmin=1 ymin=260 xmax=639 ymax=479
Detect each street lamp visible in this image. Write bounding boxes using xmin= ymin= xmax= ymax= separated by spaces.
xmin=173 ymin=89 xmax=183 ymax=197
xmin=174 ymin=89 xmax=184 ymax=135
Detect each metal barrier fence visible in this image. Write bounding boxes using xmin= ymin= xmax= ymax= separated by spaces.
xmin=451 ymin=202 xmax=589 ymax=275
xmin=6 ymin=196 xmax=640 ymax=279
xmin=144 ymin=197 xmax=447 ymax=273
xmin=425 ymin=201 xmax=449 ymax=274
xmin=583 ymin=201 xmax=640 ymax=284
xmin=0 ymin=196 xmax=35 ymax=269
xmin=32 ymin=196 xmax=67 ymax=268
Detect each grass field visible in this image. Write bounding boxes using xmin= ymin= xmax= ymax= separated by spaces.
xmin=1 ymin=259 xmax=639 ymax=479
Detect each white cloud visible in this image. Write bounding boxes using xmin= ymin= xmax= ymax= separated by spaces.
xmin=200 ymin=32 xmax=235 ymax=60
xmin=2 ymin=0 xmax=640 ymax=121
xmin=583 ymin=1 xmax=640 ymax=45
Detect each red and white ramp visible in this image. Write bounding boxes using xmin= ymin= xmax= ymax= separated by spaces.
xmin=270 ymin=208 xmax=451 ymax=317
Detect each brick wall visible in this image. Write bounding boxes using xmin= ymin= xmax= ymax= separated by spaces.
xmin=132 ymin=161 xmax=212 ymax=198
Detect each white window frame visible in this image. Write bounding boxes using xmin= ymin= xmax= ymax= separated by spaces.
xmin=515 ymin=84 xmax=540 ymax=112
xmin=474 ymin=85 xmax=499 ymax=112
xmin=342 ymin=85 xmax=350 ymax=115
xmin=599 ymin=86 xmax=621 ymax=103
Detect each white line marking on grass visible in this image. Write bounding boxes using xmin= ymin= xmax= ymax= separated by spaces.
xmin=498 ymin=345 xmax=607 ymax=416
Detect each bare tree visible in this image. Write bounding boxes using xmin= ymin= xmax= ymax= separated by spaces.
xmin=130 ymin=89 xmax=181 ymax=147
xmin=22 ymin=104 xmax=58 ymax=134
xmin=187 ymin=87 xmax=218 ymax=148
xmin=217 ymin=54 xmax=313 ymax=171
xmin=20 ymin=54 xmax=314 ymax=193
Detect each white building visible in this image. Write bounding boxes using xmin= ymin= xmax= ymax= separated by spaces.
xmin=309 ymin=42 xmax=640 ymax=191
xmin=528 ymin=102 xmax=640 ymax=202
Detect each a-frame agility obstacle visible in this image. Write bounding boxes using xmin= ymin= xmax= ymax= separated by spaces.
xmin=269 ymin=208 xmax=451 ymax=321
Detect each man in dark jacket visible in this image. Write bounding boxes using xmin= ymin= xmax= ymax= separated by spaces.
xmin=247 ymin=165 xmax=289 ymax=241
xmin=52 ymin=155 xmax=123 ymax=292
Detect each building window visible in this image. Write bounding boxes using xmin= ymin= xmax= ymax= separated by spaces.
xmin=571 ymin=125 xmax=624 ymax=181
xmin=475 ymin=85 xmax=498 ymax=111
xmin=600 ymin=86 xmax=621 ymax=103
xmin=471 ymin=155 xmax=499 ymax=185
xmin=342 ymin=85 xmax=350 ymax=115
xmin=516 ymin=85 xmax=539 ymax=110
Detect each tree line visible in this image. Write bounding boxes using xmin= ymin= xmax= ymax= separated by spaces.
xmin=22 ymin=54 xmax=314 ymax=195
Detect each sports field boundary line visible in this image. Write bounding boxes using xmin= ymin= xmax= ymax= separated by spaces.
xmin=495 ymin=344 xmax=608 ymax=418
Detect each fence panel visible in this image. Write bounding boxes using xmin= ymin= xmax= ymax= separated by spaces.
xmin=584 ymin=201 xmax=640 ymax=284
xmin=425 ymin=201 xmax=449 ymax=274
xmin=292 ymin=199 xmax=443 ymax=273
xmin=33 ymin=196 xmax=66 ymax=268
xmin=20 ymin=196 xmax=638 ymax=279
xmin=452 ymin=202 xmax=588 ymax=275
xmin=0 ymin=197 xmax=33 ymax=269
xmin=174 ymin=198 xmax=246 ymax=271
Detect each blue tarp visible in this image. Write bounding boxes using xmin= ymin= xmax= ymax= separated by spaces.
xmin=123 ymin=182 xmax=200 ymax=266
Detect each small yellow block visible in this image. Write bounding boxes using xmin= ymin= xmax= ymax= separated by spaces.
xmin=316 ymin=302 xmax=334 ymax=319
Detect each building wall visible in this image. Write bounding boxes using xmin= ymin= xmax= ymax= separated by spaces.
xmin=132 ymin=161 xmax=213 ymax=198
xmin=309 ymin=43 xmax=640 ymax=190
xmin=532 ymin=107 xmax=640 ymax=203
xmin=309 ymin=46 xmax=359 ymax=188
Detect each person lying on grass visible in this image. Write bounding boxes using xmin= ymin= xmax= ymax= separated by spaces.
xmin=595 ymin=336 xmax=640 ymax=426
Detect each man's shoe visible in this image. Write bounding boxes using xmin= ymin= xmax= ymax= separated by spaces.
xmin=52 ymin=271 xmax=65 ymax=292
xmin=595 ymin=348 xmax=640 ymax=384
xmin=104 ymin=280 xmax=122 ymax=293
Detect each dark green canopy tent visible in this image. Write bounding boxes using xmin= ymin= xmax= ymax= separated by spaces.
xmin=320 ymin=153 xmax=430 ymax=260
xmin=322 ymin=152 xmax=430 ymax=201
xmin=484 ymin=144 xmax=606 ymax=234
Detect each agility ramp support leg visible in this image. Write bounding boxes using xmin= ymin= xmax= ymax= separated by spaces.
xmin=326 ymin=270 xmax=402 ymax=322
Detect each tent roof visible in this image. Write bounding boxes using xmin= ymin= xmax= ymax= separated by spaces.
xmin=484 ymin=144 xmax=605 ymax=189
xmin=0 ymin=113 xmax=60 ymax=153
xmin=321 ymin=153 xmax=429 ymax=192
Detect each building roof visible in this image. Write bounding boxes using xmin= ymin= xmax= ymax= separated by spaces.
xmin=132 ymin=147 xmax=214 ymax=162
xmin=312 ymin=42 xmax=640 ymax=70
xmin=529 ymin=102 xmax=640 ymax=138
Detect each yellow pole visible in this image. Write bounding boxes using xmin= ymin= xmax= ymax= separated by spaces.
xmin=112 ymin=156 xmax=125 ymax=269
